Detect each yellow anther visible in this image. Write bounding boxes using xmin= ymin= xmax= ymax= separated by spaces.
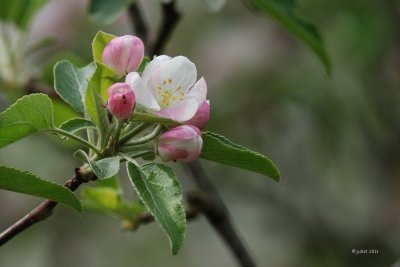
xmin=156 ymin=81 xmax=186 ymax=108
xmin=160 ymin=90 xmax=172 ymax=108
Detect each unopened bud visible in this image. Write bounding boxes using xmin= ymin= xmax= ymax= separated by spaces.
xmin=158 ymin=125 xmax=203 ymax=162
xmin=107 ymin=83 xmax=135 ymax=120
xmin=102 ymin=35 xmax=144 ymax=78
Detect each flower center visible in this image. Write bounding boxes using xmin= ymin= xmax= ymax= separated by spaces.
xmin=156 ymin=79 xmax=185 ymax=108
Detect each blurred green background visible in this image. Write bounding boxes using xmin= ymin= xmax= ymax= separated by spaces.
xmin=1 ymin=0 xmax=400 ymax=266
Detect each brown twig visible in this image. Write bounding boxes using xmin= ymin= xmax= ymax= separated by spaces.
xmin=187 ymin=161 xmax=257 ymax=267
xmin=26 ymin=78 xmax=59 ymax=99
xmin=150 ymin=1 xmax=181 ymax=56
xmin=0 ymin=167 xmax=92 ymax=246
xmin=128 ymin=2 xmax=149 ymax=47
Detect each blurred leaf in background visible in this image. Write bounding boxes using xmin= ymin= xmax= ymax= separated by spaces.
xmin=243 ymin=0 xmax=331 ymax=73
xmin=0 ymin=0 xmax=47 ymax=29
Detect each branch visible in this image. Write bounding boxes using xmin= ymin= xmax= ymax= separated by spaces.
xmin=150 ymin=1 xmax=181 ymax=56
xmin=186 ymin=161 xmax=257 ymax=267
xmin=128 ymin=2 xmax=148 ymax=46
xmin=26 ymin=78 xmax=59 ymax=99
xmin=0 ymin=167 xmax=92 ymax=246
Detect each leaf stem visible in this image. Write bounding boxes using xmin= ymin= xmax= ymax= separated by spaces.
xmin=121 ymin=124 xmax=162 ymax=147
xmin=119 ymin=150 xmax=155 ymax=161
xmin=87 ymin=128 xmax=96 ymax=157
xmin=118 ymin=122 xmax=149 ymax=145
xmin=118 ymin=142 xmax=155 ymax=153
xmin=113 ymin=120 xmax=125 ymax=144
xmin=47 ymin=128 xmax=101 ymax=155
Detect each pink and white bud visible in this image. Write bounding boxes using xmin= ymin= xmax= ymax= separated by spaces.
xmin=186 ymin=100 xmax=210 ymax=129
xmin=158 ymin=125 xmax=203 ymax=162
xmin=107 ymin=83 xmax=135 ymax=120
xmin=102 ymin=35 xmax=144 ymax=78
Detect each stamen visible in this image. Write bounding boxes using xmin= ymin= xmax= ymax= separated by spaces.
xmin=156 ymin=78 xmax=186 ymax=108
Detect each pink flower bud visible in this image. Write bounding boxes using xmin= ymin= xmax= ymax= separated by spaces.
xmin=158 ymin=125 xmax=203 ymax=162
xmin=107 ymin=83 xmax=135 ymax=120
xmin=102 ymin=35 xmax=144 ymax=78
xmin=186 ymin=100 xmax=210 ymax=129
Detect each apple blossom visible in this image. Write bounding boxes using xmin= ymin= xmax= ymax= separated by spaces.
xmin=157 ymin=125 xmax=203 ymax=162
xmin=125 ymin=56 xmax=209 ymax=122
xmin=102 ymin=35 xmax=144 ymax=78
xmin=107 ymin=83 xmax=135 ymax=120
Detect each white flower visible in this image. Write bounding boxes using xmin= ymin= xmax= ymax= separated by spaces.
xmin=125 ymin=55 xmax=207 ymax=122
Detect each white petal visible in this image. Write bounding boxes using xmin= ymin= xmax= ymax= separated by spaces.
xmin=142 ymin=55 xmax=171 ymax=85
xmin=150 ymin=56 xmax=197 ymax=94
xmin=187 ymin=77 xmax=207 ymax=103
xmin=156 ymin=99 xmax=200 ymax=122
xmin=126 ymin=72 xmax=160 ymax=111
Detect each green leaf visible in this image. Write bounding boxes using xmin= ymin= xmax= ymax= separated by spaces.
xmin=84 ymin=62 xmax=116 ymax=145
xmin=0 ymin=94 xmax=53 ymax=149
xmin=92 ymin=31 xmax=117 ymax=63
xmin=96 ymin=176 xmax=120 ymax=189
xmin=91 ymin=157 xmax=121 ymax=180
xmin=52 ymin=99 xmax=79 ymax=127
xmin=59 ymin=118 xmax=96 ymax=134
xmin=40 ymin=52 xmax=86 ymax=86
xmin=81 ymin=187 xmax=120 ymax=211
xmin=201 ymin=132 xmax=280 ymax=181
xmin=0 ymin=0 xmax=47 ymax=29
xmin=0 ymin=165 xmax=81 ymax=213
xmin=244 ymin=0 xmax=331 ymax=74
xmin=84 ymin=63 xmax=112 ymax=131
xmin=89 ymin=0 xmax=134 ymax=25
xmin=137 ymin=56 xmax=150 ymax=73
xmin=131 ymin=111 xmax=181 ymax=126
xmin=80 ymin=186 xmax=145 ymax=220
xmin=53 ymin=60 xmax=96 ymax=113
xmin=126 ymin=161 xmax=186 ymax=255
xmin=85 ymin=84 xmax=109 ymax=133
xmin=74 ymin=150 xmax=120 ymax=180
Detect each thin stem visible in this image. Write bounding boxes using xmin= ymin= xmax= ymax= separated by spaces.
xmin=118 ymin=122 xmax=149 ymax=145
xmin=48 ymin=128 xmax=101 ymax=155
xmin=118 ymin=143 xmax=154 ymax=154
xmin=87 ymin=128 xmax=96 ymax=158
xmin=128 ymin=2 xmax=148 ymax=46
xmin=186 ymin=161 xmax=257 ymax=267
xmin=119 ymin=150 xmax=155 ymax=161
xmin=150 ymin=1 xmax=181 ymax=56
xmin=113 ymin=120 xmax=125 ymax=143
xmin=120 ymin=124 xmax=162 ymax=147
xmin=102 ymin=119 xmax=117 ymax=151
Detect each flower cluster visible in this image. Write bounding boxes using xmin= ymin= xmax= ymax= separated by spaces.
xmin=103 ymin=35 xmax=210 ymax=162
